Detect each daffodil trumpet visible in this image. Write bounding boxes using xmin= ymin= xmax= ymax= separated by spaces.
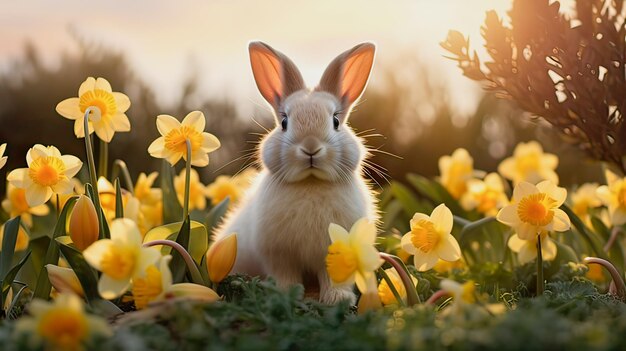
xmin=377 ymin=267 xmax=405 ymax=307
xmin=110 ymin=159 xmax=135 ymax=194
xmin=143 ymin=239 xmax=204 ymax=285
xmin=583 ymin=256 xmax=626 ymax=300
xmin=183 ymin=139 xmax=192 ymax=220
xmin=379 ymin=252 xmax=419 ymax=306
xmin=83 ymin=107 xmax=105 ymax=239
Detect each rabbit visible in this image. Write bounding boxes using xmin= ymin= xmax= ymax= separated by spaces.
xmin=214 ymin=41 xmax=378 ymax=304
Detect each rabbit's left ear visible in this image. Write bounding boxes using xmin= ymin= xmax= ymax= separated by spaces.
xmin=249 ymin=42 xmax=305 ymax=110
xmin=318 ymin=43 xmax=376 ymax=110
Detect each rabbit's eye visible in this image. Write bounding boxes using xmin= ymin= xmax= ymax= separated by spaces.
xmin=281 ymin=117 xmax=288 ymax=131
xmin=333 ymin=113 xmax=340 ymax=130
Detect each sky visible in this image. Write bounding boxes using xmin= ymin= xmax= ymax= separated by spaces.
xmin=0 ymin=0 xmax=514 ymax=116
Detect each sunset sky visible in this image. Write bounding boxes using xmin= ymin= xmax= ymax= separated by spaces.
xmin=1 ymin=1 xmax=525 ymax=116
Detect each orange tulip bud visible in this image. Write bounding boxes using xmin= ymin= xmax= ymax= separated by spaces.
xmin=357 ymin=291 xmax=382 ymax=314
xmin=168 ymin=283 xmax=220 ymax=302
xmin=206 ymin=233 xmax=237 ymax=283
xmin=69 ymin=195 xmax=99 ymax=251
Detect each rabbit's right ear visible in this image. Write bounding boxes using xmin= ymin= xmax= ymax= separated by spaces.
xmin=318 ymin=43 xmax=376 ymax=112
xmin=249 ymin=42 xmax=305 ymax=110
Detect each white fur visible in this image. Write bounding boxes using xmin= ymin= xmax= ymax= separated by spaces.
xmin=214 ymin=43 xmax=378 ymax=304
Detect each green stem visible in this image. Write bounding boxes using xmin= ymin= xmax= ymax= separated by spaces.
xmin=83 ymin=108 xmax=105 ymax=239
xmin=379 ymin=252 xmax=420 ymax=305
xmin=378 ymin=267 xmax=405 ymax=307
xmin=56 ymin=194 xmax=60 ymax=219
xmin=143 ymin=239 xmax=204 ymax=285
xmin=111 ymin=159 xmax=135 ymax=194
xmin=183 ymin=139 xmax=192 ymax=221
xmin=536 ymin=234 xmax=544 ymax=296
xmin=98 ymin=139 xmax=108 ymax=179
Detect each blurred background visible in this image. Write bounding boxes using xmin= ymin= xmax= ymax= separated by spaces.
xmin=0 ymin=0 xmax=603 ymax=193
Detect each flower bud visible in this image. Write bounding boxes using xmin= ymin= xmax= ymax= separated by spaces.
xmin=46 ymin=264 xmax=84 ymax=297
xmin=167 ymin=283 xmax=220 ymax=302
xmin=206 ymin=233 xmax=237 ymax=283
xmin=69 ymin=195 xmax=99 ymax=251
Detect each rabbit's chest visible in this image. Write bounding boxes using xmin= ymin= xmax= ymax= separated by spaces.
xmin=256 ymin=180 xmax=373 ymax=268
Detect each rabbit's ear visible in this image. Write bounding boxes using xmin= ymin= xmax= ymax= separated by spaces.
xmin=249 ymin=42 xmax=305 ymax=110
xmin=318 ymin=43 xmax=376 ymax=110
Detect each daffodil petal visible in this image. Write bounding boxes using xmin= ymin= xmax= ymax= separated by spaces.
xmin=513 ymin=181 xmax=537 ymax=201
xmin=30 ymin=204 xmax=50 ymax=216
xmin=497 ymin=158 xmax=515 ymax=180
xmin=79 ymin=77 xmax=96 ymax=96
xmin=110 ymin=218 xmax=142 ymax=246
xmin=134 ymin=247 xmax=162 ymax=278
xmin=159 ymin=255 xmax=173 ymax=290
xmin=190 ymin=152 xmax=209 ymax=167
xmin=537 ymin=180 xmax=566 ymax=205
xmin=111 ymin=113 xmax=131 ymax=132
xmin=400 ymin=233 xmax=416 ymax=255
xmin=62 ymin=155 xmax=83 ymax=177
xmin=612 ymin=208 xmax=626 ymax=226
xmin=25 ymin=184 xmax=52 ymax=207
xmin=7 ymin=168 xmax=28 ymax=188
xmin=182 ymin=111 xmax=205 ymax=131
xmin=51 ymin=178 xmax=74 ymax=194
xmin=517 ymin=242 xmax=536 ymax=264
xmin=413 ymin=250 xmax=439 ymax=271
xmin=328 ymin=223 xmax=349 ymax=243
xmin=56 ymin=98 xmax=82 ymax=120
xmin=351 ymin=218 xmax=377 ymax=245
xmin=156 ymin=115 xmax=180 ymax=135
xmin=98 ymin=274 xmax=131 ymax=300
xmin=430 ymin=204 xmax=453 ymax=234
xmin=507 ymin=234 xmax=524 ymax=252
xmin=113 ymin=92 xmax=130 ymax=112
xmin=83 ymin=240 xmax=114 ymax=271
xmin=94 ymin=120 xmax=115 ymax=142
xmin=516 ymin=222 xmax=539 ymax=241
xmin=95 ymin=77 xmax=112 ymax=92
xmin=201 ymin=133 xmax=221 ymax=152
xmin=551 ymin=209 xmax=571 ymax=232
xmin=148 ymin=137 xmax=166 ymax=157
xmin=542 ymin=237 xmax=557 ymax=261
xmin=496 ymin=205 xmax=518 ymax=226
xmin=438 ymin=235 xmax=461 ymax=261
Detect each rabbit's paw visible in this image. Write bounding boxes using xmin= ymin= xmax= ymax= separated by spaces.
xmin=320 ymin=287 xmax=356 ymax=305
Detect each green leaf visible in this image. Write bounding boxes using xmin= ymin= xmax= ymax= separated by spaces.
xmin=389 ymin=181 xmax=423 ymax=217
xmin=0 ymin=217 xmax=21 ymax=279
xmin=6 ymin=282 xmax=28 ymax=320
xmin=86 ymin=182 xmax=109 ymax=240
xmin=591 ymin=216 xmax=625 ymax=273
xmin=1 ymin=251 xmax=31 ymax=310
xmin=89 ymin=298 xmax=123 ymax=318
xmin=170 ymin=216 xmax=191 ymax=283
xmin=56 ymin=237 xmax=100 ymax=302
xmin=114 ymin=178 xmax=124 ymax=219
xmin=205 ymin=197 xmax=230 ymax=233
xmin=161 ymin=161 xmax=183 ymax=224
xmin=406 ymin=173 xmax=465 ymax=215
xmin=143 ymin=220 xmax=208 ymax=264
xmin=33 ymin=196 xmax=78 ymax=300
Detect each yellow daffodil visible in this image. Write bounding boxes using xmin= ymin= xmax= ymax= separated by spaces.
xmin=377 ymin=268 xmax=418 ymax=306
xmin=206 ymin=169 xmax=258 ymax=206
xmin=56 ymin=77 xmax=131 ymax=142
xmin=400 ymin=204 xmax=461 ymax=272
xmin=133 ymin=255 xmax=219 ymax=309
xmin=52 ymin=178 xmax=84 ymax=210
xmin=0 ymin=143 xmax=7 ymax=169
xmin=7 ymin=145 xmax=82 ymax=207
xmin=0 ymin=223 xmax=29 ymax=252
xmin=83 ymin=218 xmax=161 ymax=299
xmin=45 ymin=264 xmax=84 ymax=297
xmin=14 ymin=293 xmax=111 ymax=351
xmin=133 ymin=172 xmax=163 ymax=232
xmin=69 ymin=195 xmax=99 ymax=251
xmin=497 ymin=141 xmax=559 ymax=185
xmin=507 ymin=232 xmax=557 ymax=264
xmin=597 ymin=170 xmax=626 ymax=226
xmin=206 ymin=233 xmax=237 ymax=283
xmin=432 ymin=258 xmax=466 ymax=274
xmin=497 ymin=181 xmax=570 ymax=240
xmin=325 ymin=218 xmax=383 ymax=293
xmin=569 ymin=183 xmax=602 ymax=226
xmin=438 ymin=148 xmax=476 ymax=199
xmin=97 ymin=177 xmax=148 ymax=233
xmin=148 ymin=111 xmax=221 ymax=167
xmin=460 ymin=173 xmax=509 ymax=216
xmin=174 ymin=168 xmax=208 ymax=211
xmin=2 ymin=183 xmax=50 ymax=228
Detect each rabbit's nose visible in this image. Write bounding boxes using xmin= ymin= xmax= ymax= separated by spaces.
xmin=300 ymin=148 xmax=322 ymax=157
xmin=299 ymin=137 xmax=324 ymax=157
